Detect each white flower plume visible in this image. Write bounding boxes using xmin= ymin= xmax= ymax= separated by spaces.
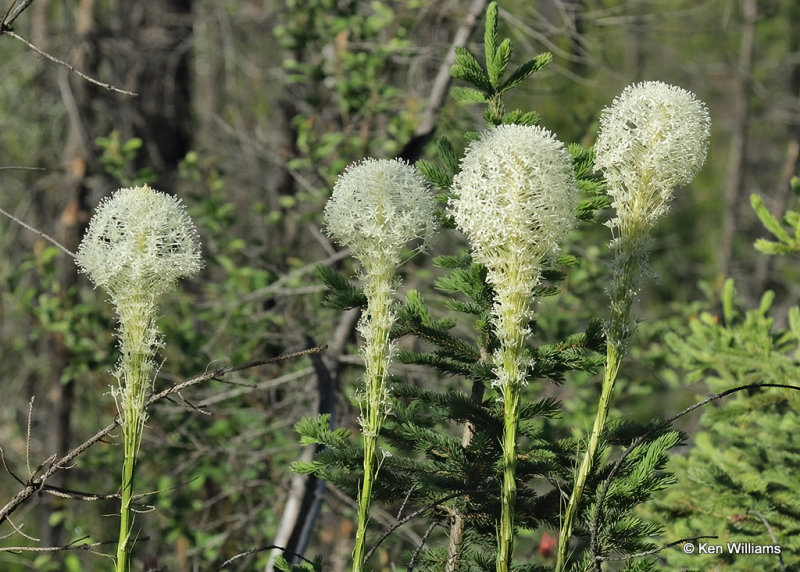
xmin=323 ymin=158 xmax=437 ymax=271
xmin=449 ymin=124 xmax=577 ymax=293
xmin=595 ymin=81 xmax=711 ymax=234
xmin=76 ymin=185 xmax=203 ymax=301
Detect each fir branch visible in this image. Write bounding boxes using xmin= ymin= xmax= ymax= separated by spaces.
xmin=591 ymin=383 xmax=800 ymax=570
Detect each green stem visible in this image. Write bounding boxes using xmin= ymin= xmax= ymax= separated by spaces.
xmin=116 ymin=409 xmax=143 ymax=572
xmin=114 ymin=300 xmax=153 ymax=572
xmin=555 ymin=241 xmax=640 ymax=572
xmin=554 ymin=345 xmax=621 ymax=572
xmin=497 ymin=383 xmax=521 ymax=572
xmin=352 ymin=267 xmax=394 ymax=572
xmin=494 ymin=276 xmax=530 ymax=572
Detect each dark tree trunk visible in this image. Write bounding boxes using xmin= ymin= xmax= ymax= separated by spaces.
xmin=110 ymin=0 xmax=194 ymax=190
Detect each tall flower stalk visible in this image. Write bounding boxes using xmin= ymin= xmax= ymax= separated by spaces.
xmin=449 ymin=124 xmax=577 ymax=572
xmin=323 ymin=158 xmax=437 ymax=571
xmin=555 ymin=81 xmax=710 ymax=571
xmin=75 ymin=185 xmax=202 ymax=572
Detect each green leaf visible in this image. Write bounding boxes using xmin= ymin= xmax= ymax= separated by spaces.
xmin=501 ymin=109 xmax=540 ymax=126
xmin=751 ymin=193 xmax=792 ymax=244
xmin=435 ymin=136 xmax=460 ymax=175
xmin=489 ymin=38 xmax=512 ymax=88
xmin=451 ymin=46 xmax=492 ymax=92
xmin=416 ymin=159 xmax=453 ymax=188
xmin=721 ymin=277 xmax=735 ymax=325
xmin=449 ymin=86 xmax=489 ymax=103
xmin=754 ymin=238 xmax=795 ymax=255
xmin=483 ymin=2 xmax=498 ymax=77
xmin=500 ymin=52 xmax=552 ymax=93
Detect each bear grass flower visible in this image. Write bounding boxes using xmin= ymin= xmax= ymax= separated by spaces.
xmin=555 ymin=83 xmax=710 ymax=572
xmin=76 ymin=185 xmax=202 ymax=572
xmin=323 ymin=158 xmax=437 ymax=572
xmin=448 ymin=124 xmax=577 ymax=571
xmin=77 ymin=185 xmax=203 ymax=302
xmin=596 ymin=81 xmax=710 ymax=350
xmin=595 ymin=80 xmax=711 ymax=241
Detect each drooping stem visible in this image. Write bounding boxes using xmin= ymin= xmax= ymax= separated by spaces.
xmin=352 ymin=264 xmax=394 ymax=572
xmin=555 ymin=240 xmax=640 ymax=572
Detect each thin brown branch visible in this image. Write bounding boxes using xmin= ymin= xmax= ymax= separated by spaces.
xmin=0 ymin=345 xmax=327 ymax=526
xmin=2 ymin=0 xmax=34 ymax=28
xmin=3 ymin=29 xmax=137 ymax=96
xmin=0 ymin=165 xmax=45 ymax=171
xmin=0 ymin=206 xmax=75 ymax=258
xmin=217 ymin=545 xmax=320 ymax=570
xmin=364 ymin=490 xmax=471 ymax=563
xmin=595 ymin=535 xmax=719 ymax=562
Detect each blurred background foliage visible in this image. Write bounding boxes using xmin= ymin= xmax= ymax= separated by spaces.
xmin=0 ymin=0 xmax=798 ymax=570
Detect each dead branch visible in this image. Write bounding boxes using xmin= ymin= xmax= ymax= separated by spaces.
xmin=0 ymin=1 xmax=136 ymax=96
xmin=0 ymin=345 xmax=326 ymax=527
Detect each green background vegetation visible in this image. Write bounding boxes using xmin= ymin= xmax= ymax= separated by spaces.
xmin=0 ymin=0 xmax=798 ymax=570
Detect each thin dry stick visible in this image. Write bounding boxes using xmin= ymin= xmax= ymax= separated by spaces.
xmin=217 ymin=545 xmax=319 ymax=569
xmin=0 ymin=206 xmax=76 ymax=258
xmin=0 ymin=345 xmax=326 ymax=526
xmin=595 ymin=535 xmax=719 ymax=562
xmin=2 ymin=30 xmax=137 ymax=96
xmin=363 ymin=491 xmax=471 ymax=563
xmin=0 ymin=534 xmax=123 ymax=554
xmin=2 ymin=0 xmax=35 ymax=28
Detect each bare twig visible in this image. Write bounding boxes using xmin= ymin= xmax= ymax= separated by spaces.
xmin=2 ymin=30 xmax=137 ymax=96
xmin=364 ymin=490 xmax=471 ymax=563
xmin=0 ymin=345 xmax=326 ymax=526
xmin=590 ymin=383 xmax=800 ymax=570
xmin=2 ymin=0 xmax=34 ymax=28
xmin=0 ymin=206 xmax=76 ymax=258
xmin=407 ymin=521 xmax=437 ymax=572
xmin=0 ymin=534 xmax=142 ymax=562
xmin=0 ymin=165 xmax=45 ymax=171
xmin=748 ymin=510 xmax=786 ymax=572
xmin=595 ymin=535 xmax=718 ymax=562
xmin=217 ymin=544 xmax=320 ymax=570
xmin=25 ymin=396 xmax=34 ymax=478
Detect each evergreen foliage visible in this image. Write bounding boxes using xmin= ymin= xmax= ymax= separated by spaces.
xmin=648 ymin=187 xmax=800 ymax=571
xmin=295 ymin=5 xmax=693 ymax=569
xmin=651 ymin=283 xmax=800 ymax=571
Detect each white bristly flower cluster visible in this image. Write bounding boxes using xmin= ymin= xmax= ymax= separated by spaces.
xmin=324 ymin=158 xmax=438 ymax=273
xmin=449 ymin=124 xmax=578 ymax=388
xmin=324 ymin=158 xmax=438 ymax=415
xmin=595 ymin=81 xmax=711 ymax=238
xmin=595 ymin=81 xmax=711 ymax=350
xmin=76 ymin=184 xmax=203 ymax=419
xmin=76 ymin=185 xmax=203 ymax=303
